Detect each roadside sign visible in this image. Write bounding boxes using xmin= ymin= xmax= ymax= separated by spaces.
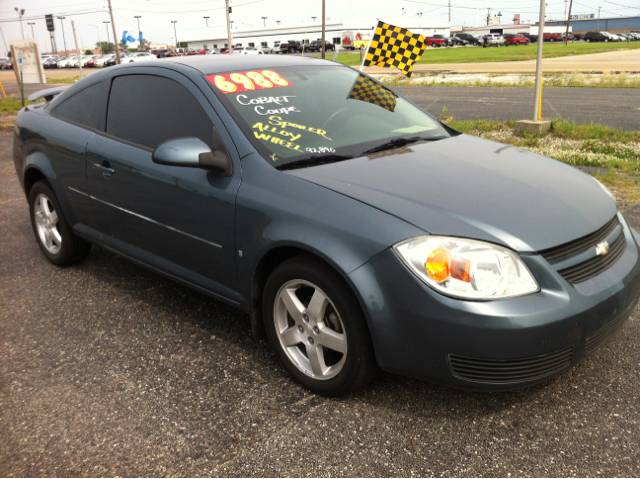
xmin=45 ymin=14 xmax=55 ymax=32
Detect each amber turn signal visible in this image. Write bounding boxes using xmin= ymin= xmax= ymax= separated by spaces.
xmin=426 ymin=248 xmax=451 ymax=282
xmin=450 ymin=257 xmax=472 ymax=282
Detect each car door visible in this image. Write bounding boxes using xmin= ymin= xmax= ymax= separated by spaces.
xmin=85 ymin=69 xmax=242 ymax=302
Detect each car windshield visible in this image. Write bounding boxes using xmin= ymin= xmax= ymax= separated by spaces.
xmin=208 ymin=64 xmax=450 ymax=169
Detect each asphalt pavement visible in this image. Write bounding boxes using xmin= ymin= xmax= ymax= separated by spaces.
xmin=397 ymin=86 xmax=640 ymax=131
xmin=2 ymin=130 xmax=640 ymax=476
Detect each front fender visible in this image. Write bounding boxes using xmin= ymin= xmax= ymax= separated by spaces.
xmin=234 ymin=152 xmax=425 ymax=308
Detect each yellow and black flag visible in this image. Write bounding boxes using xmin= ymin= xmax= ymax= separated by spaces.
xmin=347 ymin=74 xmax=398 ymax=112
xmin=362 ymin=21 xmax=428 ymax=77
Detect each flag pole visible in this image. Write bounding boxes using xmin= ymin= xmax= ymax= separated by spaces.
xmin=358 ymin=30 xmax=375 ymax=72
xmin=532 ymin=0 xmax=545 ymax=121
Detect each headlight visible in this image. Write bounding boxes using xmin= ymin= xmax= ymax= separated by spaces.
xmin=593 ymin=177 xmax=616 ymax=201
xmin=393 ymin=236 xmax=539 ymax=300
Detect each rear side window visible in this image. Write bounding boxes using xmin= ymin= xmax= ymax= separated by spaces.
xmin=106 ymin=74 xmax=213 ymax=149
xmin=53 ymin=82 xmax=102 ymax=129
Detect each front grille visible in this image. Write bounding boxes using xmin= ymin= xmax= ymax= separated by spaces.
xmin=449 ymin=346 xmax=573 ymax=384
xmin=539 ymin=216 xmax=619 ymax=263
xmin=585 ymin=312 xmax=629 ymax=356
xmin=557 ymin=231 xmax=626 ymax=283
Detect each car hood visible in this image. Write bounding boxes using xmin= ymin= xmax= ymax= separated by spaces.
xmin=289 ymin=134 xmax=617 ymax=252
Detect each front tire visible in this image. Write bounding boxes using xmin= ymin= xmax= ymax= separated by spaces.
xmin=29 ymin=181 xmax=91 ymax=266
xmin=263 ymin=256 xmax=377 ymax=396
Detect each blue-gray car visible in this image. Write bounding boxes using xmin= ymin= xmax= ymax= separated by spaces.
xmin=13 ymin=56 xmax=640 ymax=396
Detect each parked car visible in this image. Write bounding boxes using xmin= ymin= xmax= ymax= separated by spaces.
xmin=94 ymin=54 xmax=115 ymax=67
xmin=205 ymin=48 xmax=221 ymax=55
xmin=232 ymin=46 xmax=263 ymax=55
xmin=425 ymin=35 xmax=448 ymax=47
xmin=0 ymin=58 xmax=10 ymax=69
xmin=628 ymin=32 xmax=640 ymax=41
xmin=155 ymin=49 xmax=177 ymax=58
xmin=452 ymin=33 xmax=482 ymax=45
xmin=449 ymin=36 xmax=469 ymax=46
xmin=123 ymin=52 xmax=159 ymax=63
xmin=277 ymin=41 xmax=303 ymax=53
xmin=583 ymin=31 xmax=611 ymax=42
xmin=308 ymin=40 xmax=335 ymax=52
xmin=482 ymin=33 xmax=505 ymax=46
xmin=504 ymin=33 xmax=530 ymax=46
xmin=2 ymin=60 xmax=13 ymax=69
xmin=543 ymin=32 xmax=562 ymax=42
xmin=521 ymin=33 xmax=538 ymax=43
xmin=82 ymin=55 xmax=100 ymax=67
xmin=220 ymin=47 xmax=231 ymax=54
xmin=55 ymin=56 xmax=74 ymax=68
xmin=16 ymin=56 xmax=640 ymax=397
xmin=104 ymin=54 xmax=126 ymax=67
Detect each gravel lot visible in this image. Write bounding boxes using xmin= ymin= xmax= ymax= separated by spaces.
xmin=1 ymin=131 xmax=640 ymax=477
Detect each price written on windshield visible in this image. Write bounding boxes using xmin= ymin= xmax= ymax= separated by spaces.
xmin=306 ymin=147 xmax=336 ymax=154
xmin=207 ymin=70 xmax=292 ymax=94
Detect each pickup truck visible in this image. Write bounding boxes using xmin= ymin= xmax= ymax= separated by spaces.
xmin=543 ymin=32 xmax=562 ymax=42
xmin=277 ymin=41 xmax=302 ymax=54
xmin=504 ymin=34 xmax=529 ymax=46
xmin=425 ymin=35 xmax=448 ymax=47
xmin=482 ymin=33 xmax=505 ymax=46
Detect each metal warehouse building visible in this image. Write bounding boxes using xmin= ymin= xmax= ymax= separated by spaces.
xmin=184 ymin=14 xmax=450 ymax=51
xmin=545 ymin=15 xmax=640 ymax=32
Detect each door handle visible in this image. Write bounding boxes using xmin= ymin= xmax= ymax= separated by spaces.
xmin=93 ymin=162 xmax=115 ymax=177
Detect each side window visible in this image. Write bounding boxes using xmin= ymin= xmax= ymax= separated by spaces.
xmin=106 ymin=74 xmax=215 ymax=149
xmin=52 ymin=82 xmax=102 ymax=129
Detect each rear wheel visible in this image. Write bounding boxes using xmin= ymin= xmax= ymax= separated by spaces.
xmin=263 ymin=256 xmax=378 ymax=396
xmin=29 ymin=181 xmax=91 ymax=266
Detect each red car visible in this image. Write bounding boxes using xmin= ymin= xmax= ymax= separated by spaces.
xmin=425 ymin=36 xmax=448 ymax=48
xmin=87 ymin=58 xmax=96 ymax=68
xmin=3 ymin=61 xmax=13 ymax=69
xmin=543 ymin=33 xmax=562 ymax=42
xmin=220 ymin=47 xmax=230 ymax=54
xmin=504 ymin=34 xmax=530 ymax=46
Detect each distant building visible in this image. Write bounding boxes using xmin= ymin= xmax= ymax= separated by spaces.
xmin=545 ymin=15 xmax=640 ymax=33
xmin=451 ymin=23 xmax=570 ymax=37
xmin=183 ymin=15 xmax=450 ymax=51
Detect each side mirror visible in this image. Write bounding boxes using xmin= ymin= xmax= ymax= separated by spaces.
xmin=152 ymin=138 xmax=233 ymax=177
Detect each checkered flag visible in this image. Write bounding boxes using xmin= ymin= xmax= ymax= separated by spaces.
xmin=363 ymin=21 xmax=428 ymax=77
xmin=347 ymin=75 xmax=398 ymax=112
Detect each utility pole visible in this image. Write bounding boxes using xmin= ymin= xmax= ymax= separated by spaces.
xmin=71 ymin=20 xmax=83 ymax=78
xmin=172 ymin=21 xmax=178 ymax=48
xmin=597 ymin=6 xmax=602 ymax=31
xmin=107 ymin=0 xmax=120 ymax=64
xmin=134 ymin=16 xmax=142 ymax=50
xmin=15 ymin=8 xmax=25 ymax=39
xmin=225 ymin=0 xmax=233 ymax=54
xmin=448 ymin=0 xmax=451 ymax=23
xmin=533 ymin=0 xmax=546 ymax=121
xmin=27 ymin=22 xmax=35 ymax=39
xmin=57 ymin=17 xmax=67 ymax=54
xmin=262 ymin=16 xmax=267 ymax=28
xmin=204 ymin=16 xmax=210 ymax=27
xmin=486 ymin=8 xmax=491 ymax=26
xmin=564 ymin=0 xmax=573 ymax=45
xmin=321 ymin=0 xmax=326 ymax=59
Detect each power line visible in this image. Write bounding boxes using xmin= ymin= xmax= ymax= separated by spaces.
xmin=113 ymin=0 xmax=265 ymax=14
xmin=0 ymin=9 xmax=106 ymax=23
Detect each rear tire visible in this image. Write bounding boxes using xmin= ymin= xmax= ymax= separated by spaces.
xmin=29 ymin=181 xmax=91 ymax=266
xmin=263 ymin=256 xmax=378 ymax=396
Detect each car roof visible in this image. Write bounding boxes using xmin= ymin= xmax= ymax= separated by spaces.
xmin=153 ymin=54 xmax=333 ymax=74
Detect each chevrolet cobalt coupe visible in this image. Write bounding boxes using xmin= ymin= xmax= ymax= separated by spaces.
xmin=13 ymin=56 xmax=640 ymax=396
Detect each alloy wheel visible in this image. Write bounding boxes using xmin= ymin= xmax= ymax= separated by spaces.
xmin=273 ymin=279 xmax=347 ymax=380
xmin=34 ymin=193 xmax=62 ymax=254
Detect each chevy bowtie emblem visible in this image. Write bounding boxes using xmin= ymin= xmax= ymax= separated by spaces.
xmin=595 ymin=240 xmax=610 ymax=256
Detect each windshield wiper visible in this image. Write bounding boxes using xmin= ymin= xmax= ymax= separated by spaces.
xmin=360 ymin=136 xmax=444 ymax=156
xmin=276 ymin=154 xmax=355 ymax=171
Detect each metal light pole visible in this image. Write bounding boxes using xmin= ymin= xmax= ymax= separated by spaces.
xmin=533 ymin=0 xmax=546 ymax=121
xmin=27 ymin=22 xmax=35 ymax=39
xmin=204 ymin=16 xmax=210 ymax=27
xmin=171 ymin=21 xmax=178 ymax=49
xmin=57 ymin=16 xmax=67 ymax=54
xmin=311 ymin=16 xmax=316 ymax=22
xmin=90 ymin=24 xmax=102 ymax=54
xmin=225 ymin=0 xmax=233 ymax=53
xmin=262 ymin=17 xmax=267 ymax=27
xmin=321 ymin=0 xmax=326 ymax=59
xmin=15 ymin=8 xmax=25 ymax=40
xmin=597 ymin=6 xmax=602 ymax=31
xmin=497 ymin=12 xmax=502 ymax=24
xmin=276 ymin=21 xmax=281 ymax=26
xmin=134 ymin=16 xmax=142 ymax=50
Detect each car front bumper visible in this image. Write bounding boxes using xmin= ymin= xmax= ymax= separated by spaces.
xmin=348 ymin=214 xmax=640 ymax=390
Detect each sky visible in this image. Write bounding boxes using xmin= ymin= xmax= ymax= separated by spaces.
xmin=1 ymin=0 xmax=639 ymax=54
